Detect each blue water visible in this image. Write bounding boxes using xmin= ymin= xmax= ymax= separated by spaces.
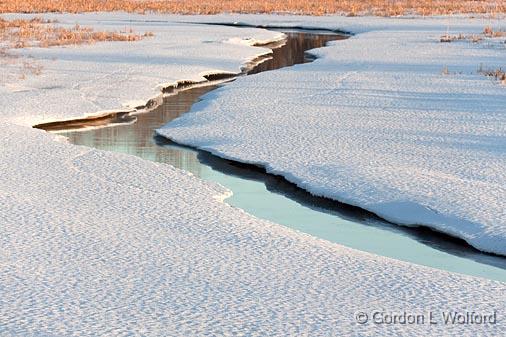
xmin=59 ymin=30 xmax=506 ymax=282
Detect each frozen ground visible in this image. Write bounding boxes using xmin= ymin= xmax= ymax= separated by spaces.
xmin=0 ymin=12 xmax=505 ymax=336
xmin=158 ymin=14 xmax=506 ymax=256
xmin=0 ymin=12 xmax=283 ymax=126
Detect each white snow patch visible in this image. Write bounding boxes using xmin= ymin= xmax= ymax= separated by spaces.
xmin=0 ymin=13 xmax=505 ymax=336
xmin=157 ymin=15 xmax=506 ymax=256
xmin=0 ymin=12 xmax=282 ymax=126
xmin=1 ymin=121 xmax=505 ymax=336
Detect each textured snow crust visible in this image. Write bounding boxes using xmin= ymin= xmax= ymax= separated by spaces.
xmin=0 ymin=13 xmax=505 ymax=336
xmin=0 ymin=12 xmax=283 ymax=126
xmin=158 ymin=15 xmax=506 ymax=256
xmin=2 ymin=123 xmax=506 ymax=336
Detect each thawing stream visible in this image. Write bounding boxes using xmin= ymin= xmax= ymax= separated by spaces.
xmin=55 ymin=28 xmax=506 ymax=281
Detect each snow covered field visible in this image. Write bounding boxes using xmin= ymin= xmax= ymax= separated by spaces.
xmin=1 ymin=12 xmax=505 ymax=336
xmin=159 ymin=15 xmax=506 ymax=256
xmin=0 ymin=12 xmax=283 ymax=126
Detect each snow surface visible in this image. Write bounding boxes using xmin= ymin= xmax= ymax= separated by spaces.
xmin=158 ymin=15 xmax=506 ymax=256
xmin=1 ymin=12 xmax=505 ymax=336
xmin=2 ymin=122 xmax=506 ymax=336
xmin=0 ymin=12 xmax=283 ymax=126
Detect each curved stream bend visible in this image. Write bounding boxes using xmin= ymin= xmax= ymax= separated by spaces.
xmin=41 ymin=27 xmax=506 ymax=281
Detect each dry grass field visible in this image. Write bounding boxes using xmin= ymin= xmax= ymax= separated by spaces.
xmin=1 ymin=0 xmax=505 ymax=16
xmin=479 ymin=63 xmax=506 ymax=84
xmin=1 ymin=1 xmax=505 ymax=79
xmin=439 ymin=26 xmax=506 ymax=86
xmin=0 ymin=17 xmax=152 ymax=78
xmin=440 ymin=26 xmax=506 ymax=42
xmin=0 ymin=17 xmax=151 ymax=49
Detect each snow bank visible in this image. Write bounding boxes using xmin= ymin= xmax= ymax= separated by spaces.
xmin=157 ymin=15 xmax=506 ymax=255
xmin=1 ymin=121 xmax=505 ymax=336
xmin=1 ymin=13 xmax=505 ymax=335
xmin=0 ymin=12 xmax=283 ymax=126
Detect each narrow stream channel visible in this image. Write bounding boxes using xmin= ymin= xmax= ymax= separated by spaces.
xmin=54 ymin=28 xmax=506 ymax=282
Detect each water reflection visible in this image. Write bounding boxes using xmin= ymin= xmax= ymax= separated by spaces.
xmin=248 ymin=31 xmax=343 ymax=74
xmin=61 ymin=31 xmax=342 ymax=175
xmin=157 ymin=138 xmax=506 ymax=272
xmin=59 ymin=29 xmax=506 ymax=281
xmin=62 ymin=84 xmax=220 ymax=175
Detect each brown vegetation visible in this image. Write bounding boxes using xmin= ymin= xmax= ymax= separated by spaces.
xmin=440 ymin=33 xmax=482 ymax=43
xmin=1 ymin=0 xmax=505 ymax=16
xmin=0 ymin=17 xmax=152 ymax=49
xmin=0 ymin=17 xmax=152 ymax=78
xmin=479 ymin=64 xmax=506 ymax=84
xmin=440 ymin=26 xmax=506 ymax=43
xmin=483 ymin=26 xmax=506 ymax=37
xmin=439 ymin=29 xmax=505 ymax=86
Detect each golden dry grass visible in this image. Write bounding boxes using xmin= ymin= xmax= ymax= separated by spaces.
xmin=440 ymin=33 xmax=483 ymax=43
xmin=440 ymin=27 xmax=505 ymax=87
xmin=484 ymin=25 xmax=506 ymax=37
xmin=479 ymin=64 xmax=506 ymax=84
xmin=440 ymin=26 xmax=506 ymax=42
xmin=1 ymin=0 xmax=506 ymax=16
xmin=0 ymin=17 xmax=152 ymax=78
xmin=0 ymin=17 xmax=151 ymax=49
